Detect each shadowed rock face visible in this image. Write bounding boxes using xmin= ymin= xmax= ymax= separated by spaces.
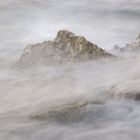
xmin=17 ymin=30 xmax=113 ymax=67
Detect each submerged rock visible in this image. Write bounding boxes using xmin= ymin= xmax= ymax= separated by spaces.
xmin=112 ymin=92 xmax=140 ymax=101
xmin=30 ymin=99 xmax=105 ymax=124
xmin=31 ymin=100 xmax=89 ymax=123
xmin=17 ymin=30 xmax=113 ymax=67
xmin=108 ymin=85 xmax=140 ymax=101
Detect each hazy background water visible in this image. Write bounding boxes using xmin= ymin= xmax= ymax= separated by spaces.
xmin=0 ymin=0 xmax=140 ymax=51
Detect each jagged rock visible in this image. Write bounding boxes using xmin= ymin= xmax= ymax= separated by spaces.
xmin=113 ymin=34 xmax=140 ymax=53
xmin=127 ymin=34 xmax=140 ymax=49
xmin=17 ymin=30 xmax=113 ymax=67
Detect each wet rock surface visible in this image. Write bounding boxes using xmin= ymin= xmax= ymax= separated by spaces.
xmin=17 ymin=30 xmax=113 ymax=67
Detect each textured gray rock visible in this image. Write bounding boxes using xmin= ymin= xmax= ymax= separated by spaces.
xmin=17 ymin=30 xmax=113 ymax=67
xmin=113 ymin=34 xmax=140 ymax=52
xmin=127 ymin=34 xmax=140 ymax=49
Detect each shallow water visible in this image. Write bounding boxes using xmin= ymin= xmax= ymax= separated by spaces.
xmin=0 ymin=52 xmax=140 ymax=140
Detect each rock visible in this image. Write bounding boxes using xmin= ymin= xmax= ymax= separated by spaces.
xmin=17 ymin=30 xmax=113 ymax=67
xmin=108 ymin=85 xmax=140 ymax=101
xmin=113 ymin=91 xmax=140 ymax=101
xmin=127 ymin=34 xmax=140 ymax=49
xmin=31 ymin=99 xmax=89 ymax=123
xmin=113 ymin=34 xmax=140 ymax=53
xmin=30 ymin=99 xmax=105 ymax=123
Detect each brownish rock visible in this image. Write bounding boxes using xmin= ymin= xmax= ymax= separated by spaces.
xmin=17 ymin=30 xmax=113 ymax=67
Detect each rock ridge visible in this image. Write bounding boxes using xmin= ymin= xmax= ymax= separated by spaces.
xmin=17 ymin=30 xmax=113 ymax=66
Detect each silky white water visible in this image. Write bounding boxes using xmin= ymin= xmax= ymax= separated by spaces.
xmin=0 ymin=50 xmax=140 ymax=140
xmin=0 ymin=0 xmax=140 ymax=139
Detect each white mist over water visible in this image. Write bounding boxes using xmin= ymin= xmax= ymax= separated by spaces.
xmin=0 ymin=52 xmax=140 ymax=139
xmin=0 ymin=0 xmax=140 ymax=50
xmin=0 ymin=0 xmax=140 ymax=139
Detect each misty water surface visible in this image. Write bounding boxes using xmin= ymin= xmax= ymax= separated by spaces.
xmin=0 ymin=0 xmax=140 ymax=140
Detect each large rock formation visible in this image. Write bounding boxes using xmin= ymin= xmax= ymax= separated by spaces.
xmin=17 ymin=30 xmax=113 ymax=67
